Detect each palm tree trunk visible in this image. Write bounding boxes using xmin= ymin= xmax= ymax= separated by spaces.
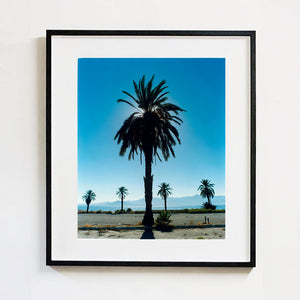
xmin=142 ymin=149 xmax=154 ymax=226
xmin=87 ymin=204 xmax=89 ymax=213
xmin=207 ymin=196 xmax=211 ymax=204
xmin=121 ymin=195 xmax=123 ymax=211
xmin=164 ymin=196 xmax=167 ymax=211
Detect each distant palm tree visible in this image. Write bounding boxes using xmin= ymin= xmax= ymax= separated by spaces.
xmin=115 ymin=75 xmax=185 ymax=226
xmin=157 ymin=183 xmax=172 ymax=211
xmin=197 ymin=179 xmax=215 ymax=205
xmin=82 ymin=190 xmax=96 ymax=213
xmin=116 ymin=186 xmax=129 ymax=211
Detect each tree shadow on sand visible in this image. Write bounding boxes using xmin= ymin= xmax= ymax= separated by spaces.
xmin=140 ymin=227 xmax=155 ymax=239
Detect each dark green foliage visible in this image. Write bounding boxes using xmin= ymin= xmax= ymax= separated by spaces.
xmin=115 ymin=209 xmax=126 ymax=214
xmin=82 ymin=190 xmax=96 ymax=213
xmin=116 ymin=186 xmax=128 ymax=211
xmin=157 ymin=182 xmax=172 ymax=211
xmin=197 ymin=179 xmax=215 ymax=204
xmin=201 ymin=202 xmax=217 ymax=210
xmin=115 ymin=75 xmax=185 ymax=162
xmin=197 ymin=179 xmax=216 ymax=210
xmin=186 ymin=208 xmax=215 ymax=213
xmin=127 ymin=208 xmax=132 ymax=212
xmin=155 ymin=211 xmax=174 ymax=232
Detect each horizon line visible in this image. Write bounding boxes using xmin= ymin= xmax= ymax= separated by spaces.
xmin=78 ymin=194 xmax=225 ymax=204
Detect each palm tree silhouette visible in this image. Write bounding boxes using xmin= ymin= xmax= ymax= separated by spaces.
xmin=115 ymin=75 xmax=185 ymax=226
xmin=82 ymin=190 xmax=96 ymax=213
xmin=197 ymin=179 xmax=215 ymax=205
xmin=157 ymin=183 xmax=172 ymax=212
xmin=116 ymin=186 xmax=128 ymax=211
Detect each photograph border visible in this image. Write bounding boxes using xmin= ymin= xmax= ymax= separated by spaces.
xmin=46 ymin=30 xmax=256 ymax=267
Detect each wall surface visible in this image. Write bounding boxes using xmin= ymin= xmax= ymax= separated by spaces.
xmin=0 ymin=1 xmax=300 ymax=299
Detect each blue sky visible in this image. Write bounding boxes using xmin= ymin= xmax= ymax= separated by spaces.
xmin=78 ymin=58 xmax=225 ymax=203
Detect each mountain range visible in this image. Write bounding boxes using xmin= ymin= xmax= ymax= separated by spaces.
xmin=78 ymin=195 xmax=225 ymax=211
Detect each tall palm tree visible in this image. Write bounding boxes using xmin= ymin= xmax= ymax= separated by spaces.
xmin=82 ymin=190 xmax=96 ymax=213
xmin=116 ymin=186 xmax=128 ymax=211
xmin=157 ymin=183 xmax=172 ymax=212
xmin=197 ymin=179 xmax=215 ymax=204
xmin=114 ymin=75 xmax=185 ymax=226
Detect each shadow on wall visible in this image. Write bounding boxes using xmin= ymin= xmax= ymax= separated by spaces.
xmin=36 ymin=37 xmax=46 ymax=271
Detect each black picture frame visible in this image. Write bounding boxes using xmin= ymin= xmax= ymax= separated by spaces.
xmin=46 ymin=30 xmax=256 ymax=267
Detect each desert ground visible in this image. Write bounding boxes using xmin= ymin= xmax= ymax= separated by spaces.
xmin=78 ymin=212 xmax=225 ymax=227
xmin=78 ymin=227 xmax=225 ymax=239
xmin=78 ymin=212 xmax=225 ymax=239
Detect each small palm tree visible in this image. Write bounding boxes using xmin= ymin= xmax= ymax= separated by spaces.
xmin=115 ymin=75 xmax=185 ymax=226
xmin=157 ymin=183 xmax=172 ymax=211
xmin=197 ymin=179 xmax=215 ymax=205
xmin=116 ymin=186 xmax=128 ymax=212
xmin=82 ymin=190 xmax=96 ymax=213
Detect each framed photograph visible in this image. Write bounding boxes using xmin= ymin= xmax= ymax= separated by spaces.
xmin=46 ymin=30 xmax=256 ymax=267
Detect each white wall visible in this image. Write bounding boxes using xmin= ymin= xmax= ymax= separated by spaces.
xmin=0 ymin=1 xmax=300 ymax=299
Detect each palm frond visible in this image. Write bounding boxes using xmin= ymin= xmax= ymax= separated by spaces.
xmin=197 ymin=179 xmax=215 ymax=199
xmin=115 ymin=75 xmax=185 ymax=163
xmin=82 ymin=190 xmax=96 ymax=203
xmin=122 ymin=91 xmax=139 ymax=104
xmin=117 ymin=99 xmax=138 ymax=110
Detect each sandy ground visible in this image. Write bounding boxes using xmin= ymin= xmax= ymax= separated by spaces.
xmin=78 ymin=227 xmax=225 ymax=239
xmin=78 ymin=212 xmax=225 ymax=227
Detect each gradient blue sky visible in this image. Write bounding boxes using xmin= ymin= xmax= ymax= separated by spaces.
xmin=78 ymin=58 xmax=225 ymax=203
